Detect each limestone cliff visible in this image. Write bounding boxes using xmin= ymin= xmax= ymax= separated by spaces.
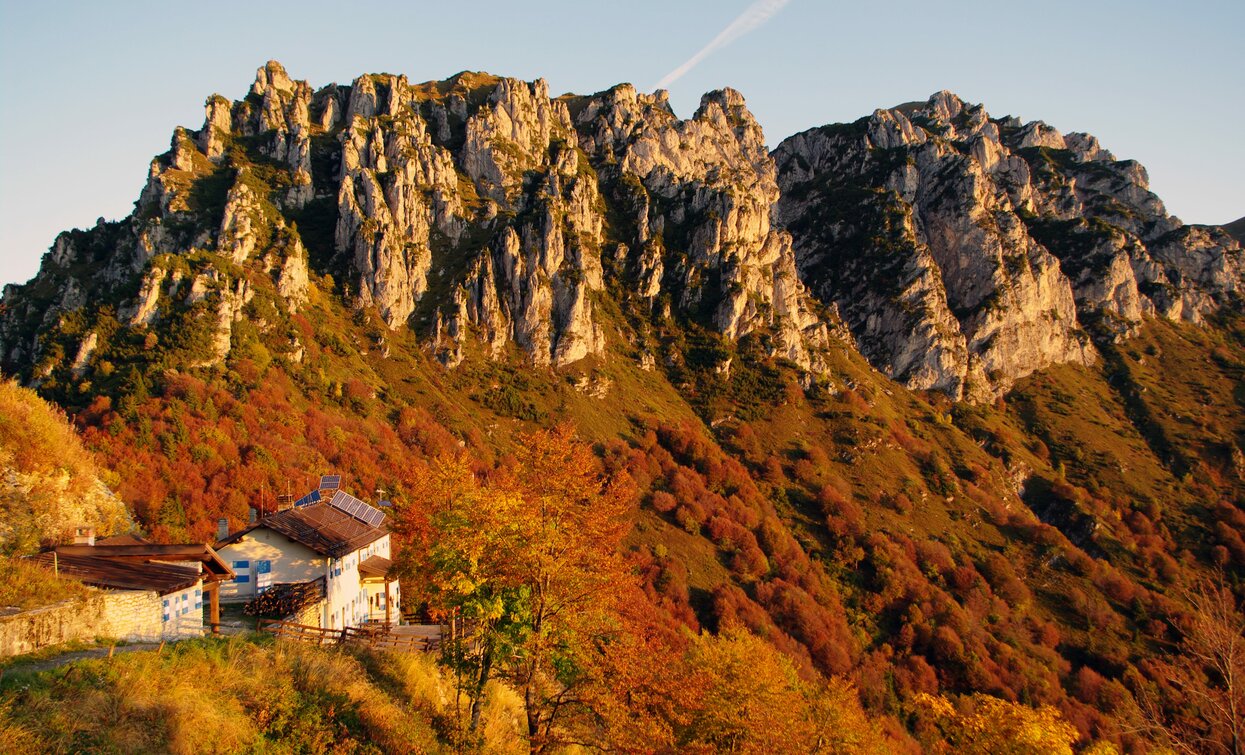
xmin=774 ymin=91 xmax=1243 ymax=399
xmin=2 ymin=68 xmax=1238 ymax=404
xmin=0 ymin=62 xmax=830 ymax=382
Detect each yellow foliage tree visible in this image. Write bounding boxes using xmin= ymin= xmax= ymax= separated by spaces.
xmin=913 ymin=692 xmax=1080 ymax=755
xmin=682 ymin=628 xmax=888 ymax=754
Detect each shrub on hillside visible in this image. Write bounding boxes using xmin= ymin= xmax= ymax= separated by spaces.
xmin=0 ymin=380 xmax=131 ymax=554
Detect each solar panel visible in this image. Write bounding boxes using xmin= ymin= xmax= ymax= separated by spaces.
xmin=328 ymin=490 xmax=386 ymax=528
xmin=327 ymin=490 xmax=358 ymax=514
xmin=293 ymin=490 xmax=322 ymax=507
xmin=319 ymin=474 xmax=342 ymax=491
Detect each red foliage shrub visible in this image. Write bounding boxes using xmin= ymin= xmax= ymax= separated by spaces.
xmin=650 ymin=490 xmax=677 ymax=513
xmin=820 ymin=485 xmax=865 ymax=538
xmin=755 ymin=579 xmax=856 ymax=675
xmin=1073 ymin=666 xmax=1106 ymax=706
xmin=931 ymin=625 xmax=966 ymax=666
xmin=762 ymin=456 xmax=785 ymax=485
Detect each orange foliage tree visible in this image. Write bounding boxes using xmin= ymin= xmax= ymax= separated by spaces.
xmin=680 ymin=627 xmax=889 ymax=754
xmin=399 ymin=425 xmax=633 ymax=752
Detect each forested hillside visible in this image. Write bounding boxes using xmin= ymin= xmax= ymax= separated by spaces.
xmin=1 ymin=62 xmax=1242 ymax=752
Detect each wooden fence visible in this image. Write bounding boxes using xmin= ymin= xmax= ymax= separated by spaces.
xmin=259 ymin=618 xmax=441 ymax=652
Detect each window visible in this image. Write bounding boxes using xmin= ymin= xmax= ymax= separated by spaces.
xmin=256 ymin=560 xmax=272 ymax=593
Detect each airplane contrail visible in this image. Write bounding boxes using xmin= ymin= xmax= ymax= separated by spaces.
xmin=655 ymin=0 xmax=792 ymax=90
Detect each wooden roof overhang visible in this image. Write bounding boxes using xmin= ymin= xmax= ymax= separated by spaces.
xmin=29 ymin=552 xmax=205 ymax=596
xmin=358 ymin=555 xmax=394 ymax=580
xmin=52 ymin=543 xmax=235 ymax=582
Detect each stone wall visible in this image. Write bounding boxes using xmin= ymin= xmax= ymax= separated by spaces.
xmin=101 ymin=589 xmax=164 ymax=642
xmin=0 ymin=587 xmax=184 ymax=657
xmin=290 ymin=598 xmax=325 ymax=628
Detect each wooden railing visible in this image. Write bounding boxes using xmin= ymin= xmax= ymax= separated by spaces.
xmin=258 ymin=618 xmax=344 ymax=646
xmin=344 ymin=625 xmax=440 ymax=652
xmin=259 ymin=618 xmax=442 ymax=652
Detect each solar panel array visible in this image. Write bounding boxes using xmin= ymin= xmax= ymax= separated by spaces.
xmin=293 ymin=489 xmax=322 ymax=508
xmin=319 ymin=474 xmax=342 ymax=491
xmin=328 ymin=490 xmax=386 ymax=528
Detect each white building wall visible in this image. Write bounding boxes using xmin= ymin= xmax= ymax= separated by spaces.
xmin=323 ymin=534 xmax=392 ymax=629
xmin=216 ymin=530 xmax=326 ymax=603
xmin=363 ymin=580 xmax=401 ymax=622
xmin=158 ymin=582 xmax=204 ymax=639
xmin=217 ymin=526 xmax=391 ymax=629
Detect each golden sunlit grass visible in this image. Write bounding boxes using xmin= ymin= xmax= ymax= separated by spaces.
xmin=0 ymin=556 xmax=93 ymax=611
xmin=0 ymin=379 xmax=131 ymax=554
xmin=0 ymin=634 xmax=527 ymax=754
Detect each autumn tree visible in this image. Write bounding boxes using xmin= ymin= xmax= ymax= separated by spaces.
xmin=681 ymin=628 xmax=888 ymax=754
xmin=1134 ymin=577 xmax=1245 ymax=755
xmin=912 ymin=692 xmax=1080 ymax=754
xmin=399 ymin=425 xmax=633 ymax=752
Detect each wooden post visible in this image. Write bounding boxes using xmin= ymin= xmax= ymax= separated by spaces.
xmin=208 ymin=582 xmax=221 ymax=635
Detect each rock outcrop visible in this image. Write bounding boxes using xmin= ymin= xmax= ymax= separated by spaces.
xmin=775 ymin=91 xmax=1243 ymax=399
xmin=573 ymin=85 xmax=830 ymax=371
xmin=2 ymin=68 xmax=1237 ymax=402
xmin=1 ymin=62 xmax=831 ymax=383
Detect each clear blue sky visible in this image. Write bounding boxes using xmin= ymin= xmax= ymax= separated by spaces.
xmin=2 ymin=0 xmax=1242 ymax=287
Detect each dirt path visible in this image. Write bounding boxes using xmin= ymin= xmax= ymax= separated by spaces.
xmin=2 ymin=642 xmax=162 ymax=675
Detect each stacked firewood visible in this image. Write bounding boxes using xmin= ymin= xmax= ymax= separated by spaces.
xmin=243 ymin=579 xmax=324 ymax=618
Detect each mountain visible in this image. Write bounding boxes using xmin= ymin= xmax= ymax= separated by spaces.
xmin=774 ymin=91 xmax=1243 ymax=400
xmin=1 ymin=62 xmax=1243 ymax=751
xmin=0 ymin=63 xmax=828 ymax=382
xmin=1224 ymin=215 xmax=1245 ymax=245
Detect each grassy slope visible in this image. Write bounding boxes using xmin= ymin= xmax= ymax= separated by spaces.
xmin=0 ymin=380 xmax=131 ymax=555
xmin=0 ymin=635 xmax=526 ymax=755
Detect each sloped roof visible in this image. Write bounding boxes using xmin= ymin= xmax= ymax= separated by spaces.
xmin=358 ymin=555 xmax=393 ymax=579
xmin=53 ymin=543 xmax=233 ymax=580
xmin=29 ymin=552 xmax=203 ymax=595
xmin=215 ymin=502 xmax=387 ymax=559
xmin=96 ymin=534 xmax=152 ymax=546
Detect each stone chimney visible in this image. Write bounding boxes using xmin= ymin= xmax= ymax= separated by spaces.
xmin=73 ymin=527 xmax=95 ymax=546
xmin=248 ymin=507 xmax=257 ymax=523
xmin=217 ymin=518 xmax=229 ymax=542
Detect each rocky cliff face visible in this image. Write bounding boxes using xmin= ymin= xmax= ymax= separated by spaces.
xmin=0 ymin=62 xmax=830 ymax=382
xmin=774 ymin=91 xmax=1244 ymax=399
xmin=2 ymin=69 xmax=1239 ymax=403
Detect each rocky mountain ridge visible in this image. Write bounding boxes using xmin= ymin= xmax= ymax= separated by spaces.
xmin=0 ymin=62 xmax=832 ymax=388
xmin=774 ymin=91 xmax=1243 ymax=400
xmin=1 ymin=63 xmax=1240 ymax=403
xmin=1223 ymin=215 xmax=1245 ymax=245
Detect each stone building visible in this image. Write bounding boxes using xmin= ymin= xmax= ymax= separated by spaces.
xmin=12 ymin=531 xmax=235 ymax=651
